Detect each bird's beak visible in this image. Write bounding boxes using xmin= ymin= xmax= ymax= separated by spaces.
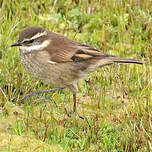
xmin=10 ymin=41 xmax=21 ymax=47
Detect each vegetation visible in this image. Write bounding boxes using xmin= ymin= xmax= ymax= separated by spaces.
xmin=0 ymin=0 xmax=151 ymax=151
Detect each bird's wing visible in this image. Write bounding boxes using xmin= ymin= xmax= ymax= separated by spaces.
xmin=45 ymin=32 xmax=107 ymax=63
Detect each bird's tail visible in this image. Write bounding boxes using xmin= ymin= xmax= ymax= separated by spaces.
xmin=82 ymin=56 xmax=143 ymax=73
xmin=108 ymin=57 xmax=143 ymax=64
xmin=94 ymin=56 xmax=143 ymax=68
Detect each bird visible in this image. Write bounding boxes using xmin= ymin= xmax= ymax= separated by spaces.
xmin=11 ymin=26 xmax=143 ymax=113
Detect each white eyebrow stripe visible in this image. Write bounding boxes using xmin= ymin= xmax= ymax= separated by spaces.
xmin=20 ymin=39 xmax=51 ymax=53
xmin=31 ymin=31 xmax=47 ymax=40
xmin=22 ymin=31 xmax=47 ymax=42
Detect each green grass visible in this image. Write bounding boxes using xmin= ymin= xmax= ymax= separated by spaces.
xmin=0 ymin=0 xmax=152 ymax=151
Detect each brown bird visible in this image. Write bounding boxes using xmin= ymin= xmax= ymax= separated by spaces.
xmin=11 ymin=26 xmax=143 ymax=112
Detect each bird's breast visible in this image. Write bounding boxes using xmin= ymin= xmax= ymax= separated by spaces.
xmin=19 ymin=50 xmax=86 ymax=87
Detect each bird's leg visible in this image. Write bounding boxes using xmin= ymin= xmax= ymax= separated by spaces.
xmin=64 ymin=93 xmax=77 ymax=116
xmin=65 ymin=86 xmax=85 ymax=119
xmin=73 ymin=93 xmax=76 ymax=113
xmin=72 ymin=93 xmax=85 ymax=120
xmin=66 ymin=84 xmax=78 ymax=114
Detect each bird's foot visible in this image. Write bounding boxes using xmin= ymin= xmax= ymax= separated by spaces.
xmin=64 ymin=108 xmax=84 ymax=120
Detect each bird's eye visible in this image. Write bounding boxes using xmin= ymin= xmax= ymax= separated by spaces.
xmin=29 ymin=39 xmax=34 ymax=43
xmin=23 ymin=39 xmax=34 ymax=44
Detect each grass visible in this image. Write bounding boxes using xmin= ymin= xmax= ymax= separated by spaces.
xmin=0 ymin=0 xmax=152 ymax=151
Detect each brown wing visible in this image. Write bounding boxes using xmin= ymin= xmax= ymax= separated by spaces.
xmin=45 ymin=32 xmax=107 ymax=63
xmin=45 ymin=32 xmax=142 ymax=65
